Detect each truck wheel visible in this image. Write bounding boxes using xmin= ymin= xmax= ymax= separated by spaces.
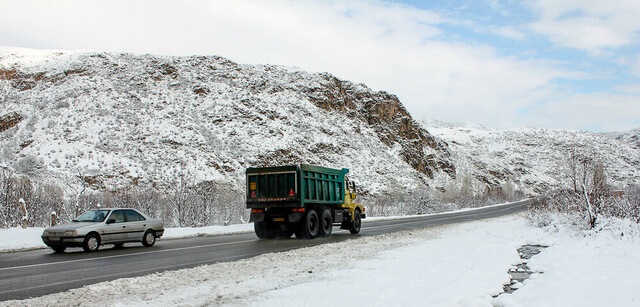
xmin=254 ymin=222 xmax=272 ymax=239
xmin=349 ymin=210 xmax=362 ymax=234
xmin=319 ymin=209 xmax=333 ymax=237
xmin=296 ymin=209 xmax=319 ymax=239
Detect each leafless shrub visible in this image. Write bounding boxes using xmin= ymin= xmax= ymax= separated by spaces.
xmin=363 ymin=192 xmax=408 ymax=217
xmin=363 ymin=181 xmax=524 ymax=218
xmin=0 ymin=167 xmax=247 ymax=228
xmin=530 ymin=148 xmax=639 ymax=228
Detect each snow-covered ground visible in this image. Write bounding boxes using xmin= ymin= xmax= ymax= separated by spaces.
xmin=1 ymin=213 xmax=639 ymax=306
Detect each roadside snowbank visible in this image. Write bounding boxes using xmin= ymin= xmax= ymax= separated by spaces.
xmin=0 ymin=202 xmax=507 ymax=253
xmin=2 ymin=214 xmax=639 ymax=306
xmin=0 ymin=224 xmax=254 ymax=253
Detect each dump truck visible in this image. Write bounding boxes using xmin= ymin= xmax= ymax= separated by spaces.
xmin=246 ymin=164 xmax=365 ymax=239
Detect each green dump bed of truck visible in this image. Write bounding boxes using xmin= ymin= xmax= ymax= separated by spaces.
xmin=246 ymin=164 xmax=348 ymax=208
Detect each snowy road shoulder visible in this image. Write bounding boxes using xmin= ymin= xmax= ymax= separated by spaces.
xmin=0 ymin=201 xmax=520 ymax=253
xmin=2 ymin=214 xmax=639 ymax=307
xmin=0 ymin=223 xmax=255 ymax=253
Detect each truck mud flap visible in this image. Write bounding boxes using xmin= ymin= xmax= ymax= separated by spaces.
xmin=288 ymin=212 xmax=304 ymax=223
xmin=249 ymin=212 xmax=265 ymax=223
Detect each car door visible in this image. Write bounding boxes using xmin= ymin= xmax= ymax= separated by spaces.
xmin=124 ymin=209 xmax=147 ymax=241
xmin=102 ymin=210 xmax=128 ymax=243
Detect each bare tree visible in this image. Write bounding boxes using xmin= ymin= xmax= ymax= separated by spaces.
xmin=0 ymin=164 xmax=14 ymax=227
xmin=63 ymin=172 xmax=89 ymax=222
xmin=608 ymin=185 xmax=640 ymax=223
xmin=551 ymin=149 xmax=613 ymax=228
xmin=0 ymin=165 xmax=34 ymax=227
xmin=29 ymin=183 xmax=64 ymax=227
xmin=167 ymin=170 xmax=195 ymax=227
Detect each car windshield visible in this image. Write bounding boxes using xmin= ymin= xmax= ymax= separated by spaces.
xmin=74 ymin=210 xmax=110 ymax=222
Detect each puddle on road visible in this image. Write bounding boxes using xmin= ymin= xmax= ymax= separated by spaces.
xmin=495 ymin=244 xmax=548 ymax=296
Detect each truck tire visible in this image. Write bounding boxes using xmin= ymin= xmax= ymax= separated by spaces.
xmin=295 ymin=209 xmax=319 ymax=239
xmin=319 ymin=209 xmax=333 ymax=237
xmin=349 ymin=210 xmax=362 ymax=234
xmin=254 ymin=221 xmax=272 ymax=239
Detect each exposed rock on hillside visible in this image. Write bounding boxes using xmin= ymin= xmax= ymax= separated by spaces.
xmin=423 ymin=120 xmax=640 ymax=194
xmin=1 ymin=48 xmax=637 ymax=199
xmin=0 ymin=112 xmax=22 ymax=132
xmin=0 ymin=48 xmax=454 ymax=194
xmin=304 ymin=75 xmax=455 ymax=179
xmin=617 ymin=129 xmax=640 ymax=150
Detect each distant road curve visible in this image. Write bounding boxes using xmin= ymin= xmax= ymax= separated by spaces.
xmin=0 ymin=199 xmax=529 ymax=301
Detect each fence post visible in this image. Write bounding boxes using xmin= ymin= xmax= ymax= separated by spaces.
xmin=51 ymin=211 xmax=57 ymax=226
xmin=19 ymin=198 xmax=28 ymax=229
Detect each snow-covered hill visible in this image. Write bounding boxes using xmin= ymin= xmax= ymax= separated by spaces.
xmin=0 ymin=48 xmax=454 ymax=196
xmin=1 ymin=47 xmax=638 ymax=200
xmin=422 ymin=119 xmax=640 ymax=194
xmin=617 ymin=128 xmax=640 ymax=150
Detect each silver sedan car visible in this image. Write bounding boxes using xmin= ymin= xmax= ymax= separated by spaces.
xmin=41 ymin=208 xmax=164 ymax=253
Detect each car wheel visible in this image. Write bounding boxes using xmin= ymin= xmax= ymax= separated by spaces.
xmin=142 ymin=230 xmax=156 ymax=247
xmin=51 ymin=245 xmax=67 ymax=253
xmin=83 ymin=233 xmax=100 ymax=252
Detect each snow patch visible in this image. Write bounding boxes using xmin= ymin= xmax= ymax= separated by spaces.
xmin=3 ymin=215 xmax=638 ymax=306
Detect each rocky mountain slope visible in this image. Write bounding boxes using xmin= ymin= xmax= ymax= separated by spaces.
xmin=1 ymin=47 xmax=638 ymax=200
xmin=422 ymin=119 xmax=640 ymax=194
xmin=616 ymin=129 xmax=640 ymax=150
xmin=0 ymin=48 xmax=454 ymax=196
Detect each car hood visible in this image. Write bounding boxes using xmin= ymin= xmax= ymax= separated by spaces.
xmin=44 ymin=222 xmax=98 ymax=232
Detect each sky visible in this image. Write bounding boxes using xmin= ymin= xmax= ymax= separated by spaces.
xmin=0 ymin=0 xmax=639 ymax=132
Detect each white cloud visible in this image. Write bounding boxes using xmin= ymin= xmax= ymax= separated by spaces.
xmin=490 ymin=26 xmax=525 ymax=40
xmin=187 ymin=1 xmax=577 ymax=130
xmin=0 ymin=0 xmax=636 ymax=131
xmin=615 ymin=83 xmax=640 ymax=94
xmin=524 ymin=93 xmax=640 ymax=131
xmin=631 ymin=54 xmax=640 ymax=77
xmin=527 ymin=0 xmax=640 ymax=52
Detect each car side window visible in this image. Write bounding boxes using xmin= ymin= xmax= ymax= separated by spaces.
xmin=110 ymin=210 xmax=125 ymax=223
xmin=124 ymin=210 xmax=146 ymax=222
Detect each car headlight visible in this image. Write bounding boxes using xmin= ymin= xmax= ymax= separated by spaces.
xmin=63 ymin=230 xmax=78 ymax=236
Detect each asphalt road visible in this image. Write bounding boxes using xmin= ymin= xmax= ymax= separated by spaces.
xmin=0 ymin=199 xmax=529 ymax=301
